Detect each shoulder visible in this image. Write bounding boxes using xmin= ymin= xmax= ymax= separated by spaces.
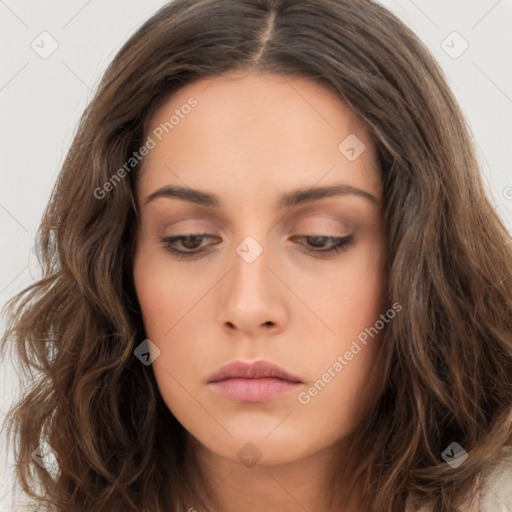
xmin=404 ymin=446 xmax=512 ymax=512
xmin=479 ymin=445 xmax=512 ymax=512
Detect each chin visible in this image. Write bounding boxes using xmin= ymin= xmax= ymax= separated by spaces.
xmin=193 ymin=422 xmax=337 ymax=468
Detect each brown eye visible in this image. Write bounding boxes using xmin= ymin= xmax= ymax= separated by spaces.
xmin=160 ymin=233 xmax=354 ymax=261
xmin=161 ymin=234 xmax=215 ymax=258
xmin=294 ymin=235 xmax=354 ymax=255
xmin=178 ymin=234 xmax=205 ymax=250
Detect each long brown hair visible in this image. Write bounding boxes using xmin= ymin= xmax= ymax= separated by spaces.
xmin=2 ymin=0 xmax=512 ymax=510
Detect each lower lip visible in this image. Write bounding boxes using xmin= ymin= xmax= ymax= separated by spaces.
xmin=209 ymin=377 xmax=302 ymax=402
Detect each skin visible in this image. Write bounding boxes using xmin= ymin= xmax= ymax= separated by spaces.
xmin=133 ymin=69 xmax=387 ymax=511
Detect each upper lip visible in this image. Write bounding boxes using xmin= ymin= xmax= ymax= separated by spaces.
xmin=207 ymin=360 xmax=303 ymax=383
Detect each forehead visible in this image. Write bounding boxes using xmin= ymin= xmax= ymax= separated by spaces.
xmin=137 ymin=70 xmax=381 ymax=209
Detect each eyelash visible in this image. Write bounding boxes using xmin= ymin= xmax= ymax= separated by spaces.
xmin=160 ymin=233 xmax=354 ymax=260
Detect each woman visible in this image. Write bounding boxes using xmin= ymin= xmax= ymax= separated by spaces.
xmin=1 ymin=0 xmax=511 ymax=510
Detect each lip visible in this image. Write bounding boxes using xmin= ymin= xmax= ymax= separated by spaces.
xmin=207 ymin=360 xmax=303 ymax=403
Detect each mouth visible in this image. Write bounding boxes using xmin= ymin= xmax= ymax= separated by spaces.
xmin=207 ymin=360 xmax=303 ymax=403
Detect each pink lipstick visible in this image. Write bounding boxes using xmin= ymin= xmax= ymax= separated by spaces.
xmin=207 ymin=360 xmax=303 ymax=403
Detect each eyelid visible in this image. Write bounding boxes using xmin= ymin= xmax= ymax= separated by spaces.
xmin=156 ymin=208 xmax=353 ymax=230
xmin=157 ymin=218 xmax=219 ymax=238
xmin=280 ymin=211 xmax=353 ymax=235
xmin=159 ymin=213 xmax=353 ymax=244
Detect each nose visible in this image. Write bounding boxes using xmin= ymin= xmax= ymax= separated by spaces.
xmin=218 ymin=239 xmax=288 ymax=337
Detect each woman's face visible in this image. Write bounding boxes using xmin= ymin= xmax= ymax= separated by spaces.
xmin=133 ymin=70 xmax=387 ymax=466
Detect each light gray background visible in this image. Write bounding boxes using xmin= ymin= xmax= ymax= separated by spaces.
xmin=1 ymin=0 xmax=511 ymax=509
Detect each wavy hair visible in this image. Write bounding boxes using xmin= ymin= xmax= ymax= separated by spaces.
xmin=2 ymin=0 xmax=512 ymax=510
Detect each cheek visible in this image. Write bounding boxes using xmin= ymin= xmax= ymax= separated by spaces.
xmin=133 ymin=246 xmax=209 ymax=378
xmin=133 ymin=250 xmax=203 ymax=419
xmin=300 ymin=238 xmax=387 ymax=402
xmin=133 ymin=247 xmax=199 ymax=339
xmin=321 ymin=238 xmax=387 ymax=335
xmin=133 ymin=257 xmax=168 ymax=339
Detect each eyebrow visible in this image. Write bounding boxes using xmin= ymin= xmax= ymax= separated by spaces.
xmin=144 ymin=183 xmax=378 ymax=209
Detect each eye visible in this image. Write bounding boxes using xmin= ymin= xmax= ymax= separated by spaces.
xmin=160 ymin=233 xmax=354 ymax=260
xmin=293 ymin=234 xmax=354 ymax=256
xmin=160 ymin=233 xmax=215 ymax=259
